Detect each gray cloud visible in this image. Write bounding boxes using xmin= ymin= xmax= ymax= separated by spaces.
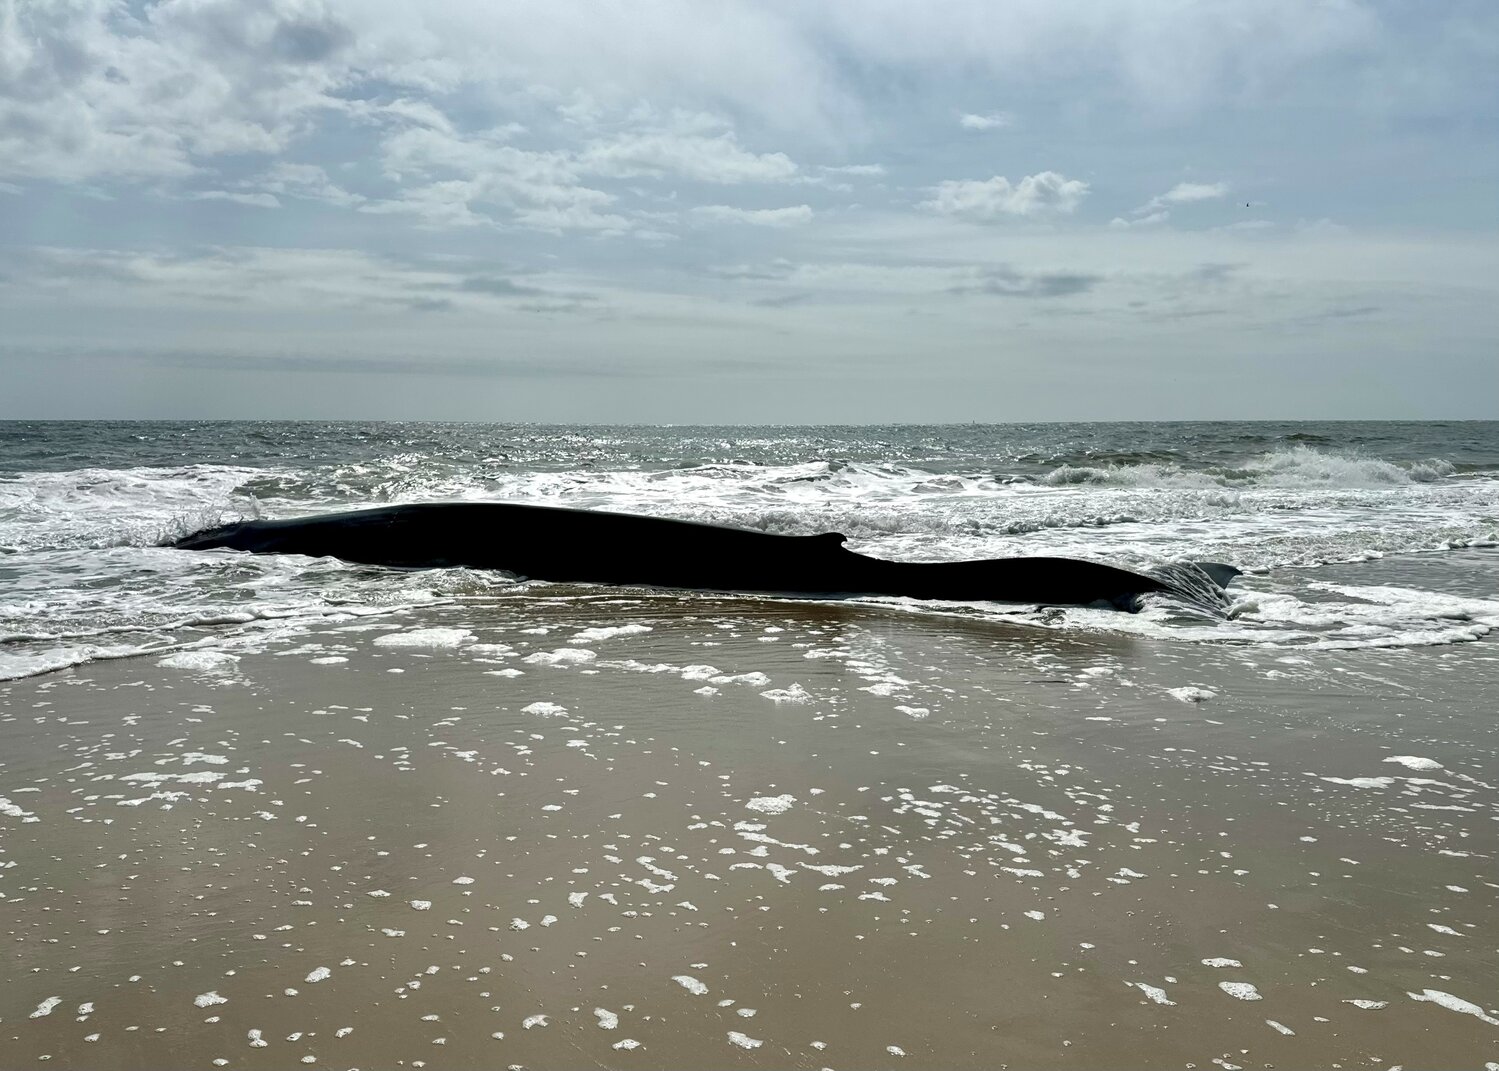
xmin=950 ymin=268 xmax=1102 ymax=298
xmin=1187 ymin=263 xmax=1246 ymax=285
xmin=690 ymin=205 xmax=813 ymax=227
xmin=268 ymin=13 xmax=353 ymax=64
xmin=135 ymin=349 xmax=649 ymax=379
xmin=455 ymin=276 xmax=547 ymax=297
xmin=752 ymin=292 xmax=813 ymax=308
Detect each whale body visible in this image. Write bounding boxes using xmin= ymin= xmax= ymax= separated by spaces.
xmin=168 ymin=502 xmax=1238 ymax=612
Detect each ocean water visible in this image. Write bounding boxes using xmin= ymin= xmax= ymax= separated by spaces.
xmin=1 ymin=420 xmax=1496 ymax=680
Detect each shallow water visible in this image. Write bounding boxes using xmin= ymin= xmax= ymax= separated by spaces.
xmin=1 ymin=421 xmax=1497 ymax=681
xmin=2 ymin=597 xmax=1496 ymax=1068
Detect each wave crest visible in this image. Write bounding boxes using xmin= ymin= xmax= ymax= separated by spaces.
xmin=1040 ymin=446 xmax=1459 ymax=489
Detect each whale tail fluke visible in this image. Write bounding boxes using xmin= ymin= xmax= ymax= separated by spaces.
xmin=1192 ymin=561 xmax=1242 ymax=589
xmin=1139 ymin=560 xmax=1241 ymax=616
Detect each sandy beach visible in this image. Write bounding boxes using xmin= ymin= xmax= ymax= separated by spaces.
xmin=3 ymin=589 xmax=1496 ymax=1069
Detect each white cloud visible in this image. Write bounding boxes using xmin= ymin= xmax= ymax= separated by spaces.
xmin=361 ymin=176 xmax=629 ymax=234
xmin=801 ymin=1 xmax=1381 ymax=119
xmin=259 ymin=163 xmax=363 ymax=207
xmin=189 ymin=190 xmax=282 ymax=209
xmin=1157 ymin=181 xmax=1229 ymax=205
xmin=372 ymin=125 xmax=627 ymax=232
xmin=513 ymin=201 xmax=632 ymax=235
xmin=359 ymin=98 xmax=460 ymax=134
xmin=958 ymin=112 xmax=1011 ymax=131
xmin=1115 ymin=180 xmax=1230 ymax=227
xmin=0 ymin=0 xmax=1449 ymax=197
xmin=922 ymin=172 xmax=1089 ymax=221
xmin=0 ymin=0 xmax=357 ymax=182
xmin=820 ymin=164 xmax=885 ymax=176
xmin=357 ymin=180 xmax=491 ymax=228
xmin=1109 ymin=210 xmax=1169 ymax=229
xmin=580 ymin=132 xmax=797 ymax=184
xmin=691 ymin=205 xmax=813 ymax=227
xmin=1218 ymin=219 xmax=1277 ymax=233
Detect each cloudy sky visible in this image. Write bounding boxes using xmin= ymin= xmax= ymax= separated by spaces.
xmin=2 ymin=0 xmax=1496 ymax=421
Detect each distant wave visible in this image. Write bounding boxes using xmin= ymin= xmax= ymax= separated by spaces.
xmin=1042 ymin=446 xmax=1458 ymax=489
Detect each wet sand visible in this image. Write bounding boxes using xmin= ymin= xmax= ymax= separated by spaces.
xmin=3 ymin=594 xmax=1498 ymax=1069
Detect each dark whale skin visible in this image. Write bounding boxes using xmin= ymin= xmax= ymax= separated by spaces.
xmin=169 ymin=502 xmax=1235 ymax=610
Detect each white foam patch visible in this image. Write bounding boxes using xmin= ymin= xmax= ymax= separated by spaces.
xmin=1132 ymin=983 xmax=1176 ymax=1005
xmin=522 ymin=701 xmax=568 ymax=717
xmin=1219 ymin=982 xmax=1263 ymax=1000
xmin=1202 ymin=958 xmax=1242 ymax=968
xmin=711 ymin=671 xmax=772 ymax=687
xmin=30 ymin=996 xmax=62 ymax=1018
xmin=1383 ymin=755 xmax=1444 ymax=771
xmin=1407 ymin=988 xmax=1499 ymax=1026
xmin=1 ymin=795 xmax=38 ymax=821
xmin=760 ymin=683 xmax=813 ymax=704
xmin=122 ymin=770 xmax=225 ymax=785
xmin=373 ymin=628 xmax=474 ymax=648
xmin=571 ymin=624 xmax=652 ymax=643
xmin=727 ymin=1031 xmax=762 ymax=1049
xmin=193 ymin=991 xmax=229 ymax=1008
xmin=305 ymin=967 xmax=331 ymax=983
xmin=523 ymin=647 xmax=597 ymax=666
xmin=593 ymin=1007 xmax=619 ymax=1029
xmin=672 ymin=975 xmax=708 ymax=995
xmin=745 ymin=794 xmax=796 ymax=815
xmin=1167 ymin=686 xmax=1216 ymax=702
xmin=158 ymin=651 xmax=241 ymax=673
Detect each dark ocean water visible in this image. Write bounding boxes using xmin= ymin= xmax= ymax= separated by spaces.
xmin=2 ymin=421 xmax=1497 ymax=679
xmin=3 ymin=419 xmax=1497 ymax=476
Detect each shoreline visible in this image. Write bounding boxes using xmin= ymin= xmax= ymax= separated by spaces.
xmin=2 ymin=596 xmax=1497 ymax=1068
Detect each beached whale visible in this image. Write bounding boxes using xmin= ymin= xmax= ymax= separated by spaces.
xmin=168 ymin=502 xmax=1238 ymax=612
